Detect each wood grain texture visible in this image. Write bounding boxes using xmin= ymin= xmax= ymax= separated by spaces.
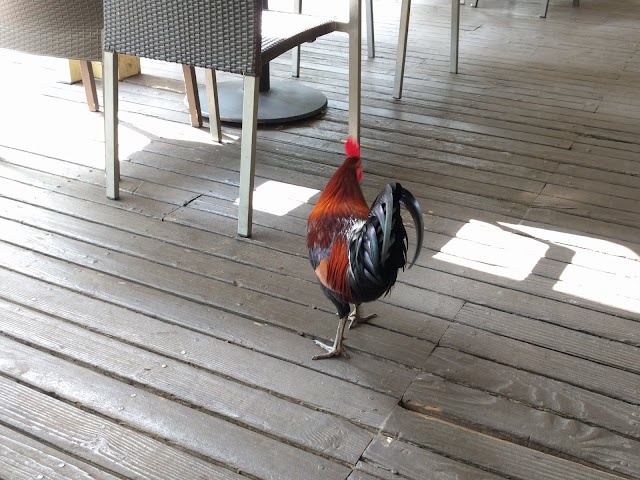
xmin=0 ymin=336 xmax=351 ymax=480
xmin=3 ymin=0 xmax=640 ymax=477
xmin=0 ymin=299 xmax=373 ymax=464
xmin=0 ymin=215 xmax=434 ymax=368
xmin=403 ymin=373 xmax=640 ymax=477
xmin=440 ymin=323 xmax=640 ymax=405
xmin=425 ymin=347 xmax=640 ymax=440
xmin=0 ymin=376 xmax=245 ymax=480
xmin=361 ymin=435 xmax=506 ymax=480
xmin=0 ymin=255 xmax=397 ymax=429
xmin=383 ymin=407 xmax=625 ymax=480
xmin=0 ymin=424 xmax=118 ymax=480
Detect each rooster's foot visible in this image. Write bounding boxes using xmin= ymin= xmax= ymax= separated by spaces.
xmin=312 ymin=340 xmax=350 ymax=360
xmin=312 ymin=315 xmax=349 ymax=360
xmin=348 ymin=304 xmax=377 ymax=330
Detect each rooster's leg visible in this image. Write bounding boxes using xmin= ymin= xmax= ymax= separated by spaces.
xmin=313 ymin=315 xmax=350 ymax=360
xmin=347 ymin=304 xmax=377 ymax=330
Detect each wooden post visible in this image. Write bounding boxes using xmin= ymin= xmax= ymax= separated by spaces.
xmin=205 ymin=69 xmax=222 ymax=143
xmin=79 ymin=60 xmax=99 ymax=112
xmin=182 ymin=65 xmax=203 ymax=128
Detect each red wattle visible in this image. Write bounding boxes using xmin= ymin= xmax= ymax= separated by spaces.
xmin=345 ymin=137 xmax=360 ymax=158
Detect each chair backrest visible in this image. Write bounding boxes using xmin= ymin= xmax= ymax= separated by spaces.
xmin=0 ymin=0 xmax=103 ymax=61
xmin=103 ymin=0 xmax=263 ymax=75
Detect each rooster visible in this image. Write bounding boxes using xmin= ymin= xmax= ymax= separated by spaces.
xmin=306 ymin=137 xmax=424 ymax=360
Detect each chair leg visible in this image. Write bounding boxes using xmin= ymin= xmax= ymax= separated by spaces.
xmin=204 ymin=69 xmax=222 ymax=143
xmin=394 ymin=0 xmax=411 ymax=99
xmin=79 ymin=60 xmax=99 ymax=112
xmin=103 ymin=51 xmax=119 ymax=200
xmin=237 ymin=75 xmax=260 ymax=238
xmin=451 ymin=0 xmax=460 ymax=73
xmin=182 ymin=65 xmax=203 ymax=127
xmin=539 ymin=0 xmax=550 ymax=17
xmin=347 ymin=0 xmax=362 ymax=142
xmin=365 ymin=0 xmax=375 ymax=58
xmin=292 ymin=0 xmax=302 ymax=77
xmin=471 ymin=0 xmax=478 ymax=7
xmin=294 ymin=0 xmax=372 ymax=75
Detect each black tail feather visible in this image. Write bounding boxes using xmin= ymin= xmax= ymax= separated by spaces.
xmin=347 ymin=182 xmax=424 ymax=304
xmin=398 ymin=186 xmax=424 ymax=268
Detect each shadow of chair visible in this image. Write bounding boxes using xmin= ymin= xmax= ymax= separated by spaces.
xmin=103 ymin=0 xmax=362 ymax=238
xmin=0 ymin=0 xmax=103 ymax=111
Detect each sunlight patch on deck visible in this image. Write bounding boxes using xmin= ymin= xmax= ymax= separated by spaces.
xmin=502 ymin=222 xmax=640 ymax=314
xmin=236 ymin=180 xmax=319 ymax=216
xmin=433 ymin=220 xmax=549 ymax=281
xmin=437 ymin=220 xmax=640 ymax=314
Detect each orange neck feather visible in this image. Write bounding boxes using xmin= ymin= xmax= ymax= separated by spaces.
xmin=309 ymin=157 xmax=369 ymax=221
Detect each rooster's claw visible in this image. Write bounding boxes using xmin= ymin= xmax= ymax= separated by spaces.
xmin=312 ymin=340 xmax=350 ymax=360
xmin=347 ymin=305 xmax=377 ymax=330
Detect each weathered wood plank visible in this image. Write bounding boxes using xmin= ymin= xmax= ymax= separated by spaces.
xmin=402 ymin=373 xmax=640 ymax=477
xmin=0 ymin=299 xmax=373 ymax=464
xmin=0 ymin=148 xmax=461 ymax=336
xmin=524 ymin=205 xmax=640 ymax=245
xmin=532 ymin=191 xmax=640 ymax=230
xmin=424 ymin=347 xmax=640 ymax=440
xmin=455 ymin=303 xmax=640 ymax=373
xmin=382 ymin=407 xmax=625 ymax=480
xmin=361 ymin=435 xmax=506 ymax=480
xmin=439 ymin=323 xmax=640 ymax=405
xmin=548 ymin=169 xmax=640 ymax=203
xmin=403 ymin=264 xmax=640 ymax=344
xmin=0 ymin=177 xmax=454 ymax=346
xmin=0 ymin=256 xmax=398 ymax=428
xmin=3 ymin=2 xmax=640 ymax=478
xmin=0 ymin=336 xmax=351 ymax=480
xmin=0 ymin=424 xmax=118 ymax=480
xmin=0 ymin=251 xmax=414 ymax=399
xmin=0 ymin=376 xmax=245 ymax=479
xmin=0 ymin=264 xmax=413 ymax=400
xmin=0 ymin=216 xmax=435 ymax=367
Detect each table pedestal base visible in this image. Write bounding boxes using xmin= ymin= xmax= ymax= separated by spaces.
xmin=192 ymin=79 xmax=328 ymax=124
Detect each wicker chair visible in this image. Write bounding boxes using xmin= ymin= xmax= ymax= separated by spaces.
xmin=0 ymin=0 xmax=103 ymax=111
xmin=103 ymin=0 xmax=362 ymax=238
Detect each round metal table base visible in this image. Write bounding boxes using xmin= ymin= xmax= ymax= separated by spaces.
xmin=193 ymin=80 xmax=328 ymax=124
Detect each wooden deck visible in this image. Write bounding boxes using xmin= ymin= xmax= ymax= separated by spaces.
xmin=1 ymin=0 xmax=640 ymax=478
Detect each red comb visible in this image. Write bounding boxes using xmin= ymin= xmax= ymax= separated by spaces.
xmin=345 ymin=137 xmax=360 ymax=158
